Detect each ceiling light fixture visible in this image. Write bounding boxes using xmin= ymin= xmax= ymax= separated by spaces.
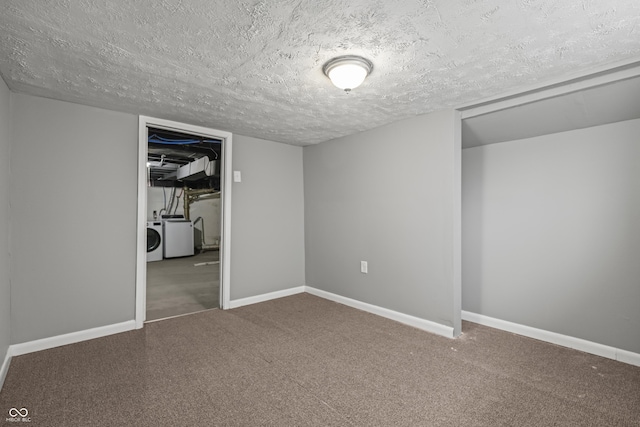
xmin=323 ymin=55 xmax=373 ymax=92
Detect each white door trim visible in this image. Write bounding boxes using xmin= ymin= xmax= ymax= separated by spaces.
xmin=136 ymin=116 xmax=233 ymax=329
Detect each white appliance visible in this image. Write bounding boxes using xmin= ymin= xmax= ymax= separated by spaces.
xmin=163 ymin=219 xmax=194 ymax=258
xmin=146 ymin=221 xmax=163 ymax=262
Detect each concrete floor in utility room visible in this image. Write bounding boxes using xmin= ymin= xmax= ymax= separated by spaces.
xmin=146 ymin=250 xmax=220 ymax=321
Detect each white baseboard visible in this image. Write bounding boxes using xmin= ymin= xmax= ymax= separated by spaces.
xmin=228 ymin=286 xmax=306 ymax=309
xmin=227 ymin=285 xmax=454 ymax=338
xmin=616 ymin=348 xmax=640 ymax=367
xmin=306 ymin=286 xmax=455 ymax=338
xmin=462 ymin=311 xmax=640 ymax=367
xmin=9 ymin=320 xmax=137 ymax=357
xmin=0 ymin=347 xmax=11 ymax=392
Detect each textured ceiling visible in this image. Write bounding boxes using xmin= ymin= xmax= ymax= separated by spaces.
xmin=462 ymin=75 xmax=640 ymax=148
xmin=1 ymin=0 xmax=639 ymax=146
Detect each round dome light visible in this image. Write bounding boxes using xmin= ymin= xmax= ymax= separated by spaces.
xmin=323 ymin=56 xmax=373 ymax=92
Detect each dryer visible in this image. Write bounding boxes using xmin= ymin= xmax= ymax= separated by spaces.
xmin=146 ymin=221 xmax=163 ymax=262
xmin=163 ymin=219 xmax=194 ymax=258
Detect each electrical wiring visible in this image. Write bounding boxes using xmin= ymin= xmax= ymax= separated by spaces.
xmin=165 ymin=187 xmax=176 ymax=216
xmin=148 ymin=134 xmax=220 ymax=145
xmin=173 ymin=188 xmax=184 ymax=215
xmin=170 ymin=187 xmax=177 ymax=214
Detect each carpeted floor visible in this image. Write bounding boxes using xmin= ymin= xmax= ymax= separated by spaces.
xmin=1 ymin=293 xmax=639 ymax=426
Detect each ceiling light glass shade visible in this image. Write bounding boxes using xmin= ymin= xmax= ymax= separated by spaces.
xmin=323 ymin=56 xmax=373 ymax=92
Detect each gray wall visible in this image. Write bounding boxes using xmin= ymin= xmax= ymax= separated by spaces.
xmin=7 ymin=93 xmax=306 ymax=344
xmin=304 ymin=110 xmax=459 ymax=330
xmin=8 ymin=94 xmax=305 ymax=343
xmin=10 ymin=94 xmax=138 ymax=343
xmin=230 ymin=134 xmax=305 ymax=300
xmin=462 ymin=119 xmax=640 ymax=353
xmin=0 ymin=78 xmax=11 ymax=360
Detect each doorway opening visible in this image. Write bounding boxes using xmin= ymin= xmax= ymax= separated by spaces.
xmin=136 ymin=116 xmax=232 ymax=328
xmin=146 ymin=127 xmax=221 ymax=320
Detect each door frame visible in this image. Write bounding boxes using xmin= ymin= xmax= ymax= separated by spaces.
xmin=135 ymin=115 xmax=233 ymax=328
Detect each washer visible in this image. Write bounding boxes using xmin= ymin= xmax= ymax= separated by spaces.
xmin=146 ymin=221 xmax=163 ymax=262
xmin=163 ymin=219 xmax=194 ymax=258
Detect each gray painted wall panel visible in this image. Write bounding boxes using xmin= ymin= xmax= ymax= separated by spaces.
xmin=0 ymin=78 xmax=11 ymax=360
xmin=10 ymin=94 xmax=138 ymax=343
xmin=230 ymin=135 xmax=305 ymax=300
xmin=462 ymin=119 xmax=640 ymax=353
xmin=7 ymin=93 xmax=305 ymax=343
xmin=304 ymin=110 xmax=457 ymax=328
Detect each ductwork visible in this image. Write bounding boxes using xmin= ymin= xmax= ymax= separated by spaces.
xmin=177 ymin=157 xmax=216 ymax=181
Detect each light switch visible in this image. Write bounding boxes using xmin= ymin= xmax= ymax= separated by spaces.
xmin=233 ymin=171 xmax=242 ymax=182
xmin=360 ymin=261 xmax=368 ymax=274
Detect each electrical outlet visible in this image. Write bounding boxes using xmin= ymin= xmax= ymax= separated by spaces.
xmin=360 ymin=261 xmax=368 ymax=274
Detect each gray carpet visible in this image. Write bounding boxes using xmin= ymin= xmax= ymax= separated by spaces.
xmin=1 ymin=293 xmax=639 ymax=426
